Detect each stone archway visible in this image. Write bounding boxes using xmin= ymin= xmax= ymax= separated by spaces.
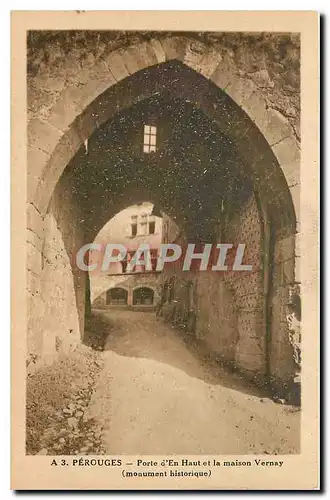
xmin=133 ymin=287 xmax=155 ymax=306
xmin=27 ymin=33 xmax=301 ymax=398
xmin=28 ymin=35 xmax=300 ymax=222
xmin=106 ymin=288 xmax=128 ymax=306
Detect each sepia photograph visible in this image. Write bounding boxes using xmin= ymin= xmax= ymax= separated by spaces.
xmin=11 ymin=10 xmax=319 ymax=490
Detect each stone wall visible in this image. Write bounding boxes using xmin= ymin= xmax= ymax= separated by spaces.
xmin=26 ymin=31 xmax=300 ymax=398
xmin=159 ymin=192 xmax=299 ymax=399
xmin=27 ymin=169 xmax=87 ymax=372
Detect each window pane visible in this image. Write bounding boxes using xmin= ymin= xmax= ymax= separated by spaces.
xmin=143 ymin=145 xmax=150 ymax=153
xmin=149 ymin=145 xmax=156 ymax=153
xmin=144 ymin=134 xmax=150 ymax=145
xmin=150 ymin=126 xmax=157 ymax=135
xmin=144 ymin=125 xmax=150 ymax=134
xmin=150 ymin=135 xmax=156 ymax=146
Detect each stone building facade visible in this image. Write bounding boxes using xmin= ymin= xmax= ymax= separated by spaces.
xmin=26 ymin=31 xmax=301 ymax=400
xmin=90 ymin=202 xmax=162 ymax=310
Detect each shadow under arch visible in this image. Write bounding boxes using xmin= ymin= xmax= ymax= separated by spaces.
xmin=36 ymin=59 xmax=296 ymax=238
xmin=39 ymin=59 xmax=299 ymax=394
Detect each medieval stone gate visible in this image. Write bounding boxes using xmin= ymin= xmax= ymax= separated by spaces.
xmin=27 ymin=32 xmax=301 ymax=399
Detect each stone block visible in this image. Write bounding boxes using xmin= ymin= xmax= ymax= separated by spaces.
xmin=34 ymin=129 xmax=82 ymax=215
xmin=290 ymin=184 xmax=301 ymax=227
xmin=280 ymin=160 xmax=300 ymax=188
xmin=248 ymin=69 xmax=275 ymax=89
xmin=48 ymin=85 xmax=83 ymax=132
xmin=149 ymin=38 xmax=166 ymax=64
xmin=225 ymin=77 xmax=256 ymax=107
xmin=274 ymin=233 xmax=296 ymax=264
xmin=27 ymin=228 xmax=43 ymax=253
xmin=27 ymin=202 xmax=44 ymax=238
xmin=28 ymin=118 xmax=64 ymax=155
xmin=235 ymin=336 xmax=265 ymax=374
xmin=27 ymin=240 xmax=42 ymax=274
xmin=272 ymin=135 xmax=300 ymax=166
xmin=122 ymin=43 xmax=157 ymax=74
xmin=256 ymin=107 xmax=293 ymax=147
xmin=160 ymin=36 xmax=188 ymax=61
xmin=184 ymin=41 xmax=222 ymax=78
xmin=210 ymin=55 xmax=238 ymax=91
xmin=103 ymin=50 xmax=130 ymax=82
xmin=73 ymin=61 xmax=117 ymax=111
xmin=27 ymin=145 xmax=50 ymax=202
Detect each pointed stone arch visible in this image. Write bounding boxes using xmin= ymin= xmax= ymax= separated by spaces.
xmin=28 ymin=35 xmax=299 ymax=226
xmin=27 ymin=34 xmax=301 ymax=398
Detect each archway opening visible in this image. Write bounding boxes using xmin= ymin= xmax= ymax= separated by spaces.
xmin=34 ymin=59 xmax=297 ymax=395
xmin=133 ymin=287 xmax=155 ymax=306
xmin=106 ymin=288 xmax=128 ymax=306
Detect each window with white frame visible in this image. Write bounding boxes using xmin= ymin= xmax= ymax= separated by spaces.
xmin=143 ymin=125 xmax=157 ymax=153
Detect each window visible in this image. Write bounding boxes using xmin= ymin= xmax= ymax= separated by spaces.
xmin=131 ymin=223 xmax=137 ymax=237
xmin=149 ymin=221 xmax=155 ymax=234
xmin=143 ymin=125 xmax=157 ymax=153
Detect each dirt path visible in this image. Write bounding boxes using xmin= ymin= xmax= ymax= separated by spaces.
xmin=86 ymin=309 xmax=300 ymax=455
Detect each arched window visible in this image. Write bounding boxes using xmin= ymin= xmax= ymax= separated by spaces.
xmin=106 ymin=287 xmax=128 ymax=305
xmin=133 ymin=287 xmax=154 ymax=306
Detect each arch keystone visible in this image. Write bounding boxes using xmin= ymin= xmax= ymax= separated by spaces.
xmin=160 ymin=36 xmax=189 ymax=62
xmin=149 ymin=38 xmax=166 ymax=64
xmin=184 ymin=41 xmax=222 ymax=79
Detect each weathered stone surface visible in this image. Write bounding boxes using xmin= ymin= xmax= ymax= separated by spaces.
xmin=103 ymin=50 xmax=130 ymax=82
xmin=256 ymin=107 xmax=293 ymax=147
xmin=122 ymin=43 xmax=157 ymax=74
xmin=289 ymin=184 xmax=301 ymax=227
xmin=28 ymin=118 xmax=64 ymax=155
xmin=235 ymin=336 xmax=265 ymax=374
xmin=27 ymin=241 xmax=42 ymax=274
xmin=47 ymin=85 xmax=84 ymax=132
xmin=73 ymin=61 xmax=116 ymax=111
xmin=183 ymin=40 xmax=222 ymax=78
xmin=149 ymin=38 xmax=166 ymax=64
xmin=25 ymin=31 xmax=301 ymax=401
xmin=280 ymin=161 xmax=300 ymax=188
xmin=27 ymin=202 xmax=44 ymax=237
xmin=248 ymin=69 xmax=275 ymax=89
xmin=225 ymin=77 xmax=256 ymax=107
xmin=34 ymin=129 xmax=82 ymax=215
xmin=272 ymin=135 xmax=300 ymax=167
xmin=27 ymin=228 xmax=43 ymax=254
xmin=160 ymin=36 xmax=188 ymax=61
xmin=210 ymin=55 xmax=239 ymax=90
xmin=294 ymin=256 xmax=301 ymax=283
xmin=274 ymin=234 xmax=296 ymax=265
xmin=27 ymin=145 xmax=50 ymax=201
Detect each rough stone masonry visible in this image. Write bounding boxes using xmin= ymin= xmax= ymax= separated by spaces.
xmin=26 ymin=31 xmax=301 ymax=403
